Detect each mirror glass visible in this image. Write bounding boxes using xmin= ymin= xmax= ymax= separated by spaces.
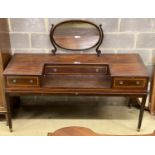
xmin=52 ymin=20 xmax=100 ymax=50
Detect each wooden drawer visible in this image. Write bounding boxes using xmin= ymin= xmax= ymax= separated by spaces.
xmin=44 ymin=64 xmax=108 ymax=75
xmin=6 ymin=76 xmax=39 ymax=87
xmin=113 ymin=77 xmax=147 ymax=89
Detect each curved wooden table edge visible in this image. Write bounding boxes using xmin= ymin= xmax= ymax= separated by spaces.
xmin=47 ymin=126 xmax=155 ymax=136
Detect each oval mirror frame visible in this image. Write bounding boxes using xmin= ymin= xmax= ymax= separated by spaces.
xmin=50 ymin=20 xmax=104 ymax=56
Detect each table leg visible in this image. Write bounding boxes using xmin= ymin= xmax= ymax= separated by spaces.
xmin=5 ymin=94 xmax=13 ymax=132
xmin=128 ymin=98 xmax=133 ymax=108
xmin=137 ymin=95 xmax=147 ymax=132
xmin=5 ymin=113 xmax=9 ymax=126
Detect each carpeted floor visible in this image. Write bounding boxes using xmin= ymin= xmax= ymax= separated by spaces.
xmin=0 ymin=101 xmax=155 ymax=136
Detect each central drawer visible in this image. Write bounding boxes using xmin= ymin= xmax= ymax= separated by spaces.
xmin=44 ymin=64 xmax=108 ymax=75
xmin=6 ymin=76 xmax=39 ymax=87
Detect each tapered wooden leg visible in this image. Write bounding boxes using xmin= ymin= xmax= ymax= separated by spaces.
xmin=137 ymin=96 xmax=147 ymax=132
xmin=128 ymin=98 xmax=133 ymax=108
xmin=5 ymin=94 xmax=13 ymax=132
xmin=5 ymin=113 xmax=9 ymax=126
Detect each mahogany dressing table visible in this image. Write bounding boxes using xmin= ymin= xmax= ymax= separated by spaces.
xmin=3 ymin=20 xmax=149 ymax=132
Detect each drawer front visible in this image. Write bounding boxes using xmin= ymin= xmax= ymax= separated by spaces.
xmin=6 ymin=76 xmax=39 ymax=87
xmin=44 ymin=65 xmax=108 ymax=75
xmin=113 ymin=77 xmax=147 ymax=89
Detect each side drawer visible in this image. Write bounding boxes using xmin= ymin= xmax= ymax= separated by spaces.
xmin=6 ymin=76 xmax=39 ymax=87
xmin=113 ymin=77 xmax=147 ymax=89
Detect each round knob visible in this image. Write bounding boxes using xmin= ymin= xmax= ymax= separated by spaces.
xmin=119 ymin=81 xmax=124 ymax=85
xmin=96 ymin=68 xmax=99 ymax=72
xmin=136 ymin=81 xmax=140 ymax=85
xmin=53 ymin=68 xmax=57 ymax=72
xmin=29 ymin=80 xmax=33 ymax=83
xmin=12 ymin=79 xmax=16 ymax=83
xmin=75 ymin=92 xmax=79 ymax=95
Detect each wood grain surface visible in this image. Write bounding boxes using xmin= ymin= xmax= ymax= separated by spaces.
xmin=48 ymin=126 xmax=155 ymax=136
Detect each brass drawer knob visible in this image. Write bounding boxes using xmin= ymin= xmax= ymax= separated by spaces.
xmin=136 ymin=81 xmax=140 ymax=85
xmin=75 ymin=92 xmax=79 ymax=95
xmin=29 ymin=80 xmax=34 ymax=83
xmin=12 ymin=79 xmax=17 ymax=83
xmin=53 ymin=68 xmax=57 ymax=72
xmin=119 ymin=81 xmax=124 ymax=85
xmin=96 ymin=68 xmax=99 ymax=72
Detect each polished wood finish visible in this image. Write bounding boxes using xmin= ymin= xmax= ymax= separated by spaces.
xmin=42 ymin=75 xmax=111 ymax=89
xmin=0 ymin=19 xmax=11 ymax=117
xmin=113 ymin=77 xmax=147 ymax=89
xmin=3 ymin=53 xmax=149 ymax=132
xmin=47 ymin=126 xmax=155 ymax=136
xmin=150 ymin=69 xmax=155 ymax=115
xmin=3 ymin=54 xmax=148 ymax=76
xmin=50 ymin=20 xmax=104 ymax=56
xmin=3 ymin=54 xmax=148 ymax=95
xmin=44 ymin=64 xmax=108 ymax=75
xmin=6 ymin=76 xmax=39 ymax=87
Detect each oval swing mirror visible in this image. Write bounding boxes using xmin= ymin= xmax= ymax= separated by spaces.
xmin=50 ymin=20 xmax=103 ymax=56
